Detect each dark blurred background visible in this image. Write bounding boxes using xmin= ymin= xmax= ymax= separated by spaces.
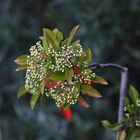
xmin=0 ymin=0 xmax=140 ymax=140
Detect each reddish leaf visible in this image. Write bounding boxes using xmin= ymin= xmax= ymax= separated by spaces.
xmin=73 ymin=65 xmax=80 ymax=74
xmin=60 ymin=107 xmax=72 ymax=121
xmin=78 ymin=96 xmax=90 ymax=108
xmin=45 ymin=80 xmax=58 ymax=89
xmin=81 ymin=84 xmax=102 ymax=98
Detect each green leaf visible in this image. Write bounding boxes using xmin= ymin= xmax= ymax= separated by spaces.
xmin=53 ymin=28 xmax=63 ymax=44
xmin=39 ymin=95 xmax=46 ymax=107
xmin=61 ymin=38 xmax=69 ymax=46
xmin=74 ymin=56 xmax=84 ymax=68
xmin=126 ymin=104 xmax=136 ymax=114
xmin=67 ymin=25 xmax=79 ymax=46
xmin=43 ymin=28 xmax=59 ymax=49
xmin=78 ymin=96 xmax=90 ymax=108
xmin=94 ymin=75 xmax=108 ymax=85
xmin=129 ymin=85 xmax=139 ymax=104
xmin=40 ymin=79 xmax=46 ymax=95
xmin=81 ymin=84 xmax=102 ymax=98
xmin=65 ymin=67 xmax=74 ymax=83
xmin=122 ymin=116 xmax=133 ymax=122
xmin=127 ymin=128 xmax=137 ymax=140
xmin=30 ymin=92 xmax=40 ymax=109
xmin=17 ymin=86 xmax=27 ymax=98
xmin=14 ymin=55 xmax=27 ymax=65
xmin=49 ymin=71 xmax=66 ymax=81
xmin=101 ymin=120 xmax=123 ymax=131
xmin=118 ymin=129 xmax=126 ymax=140
xmin=16 ymin=64 xmax=28 ymax=71
xmin=43 ymin=28 xmax=49 ymax=50
xmin=85 ymin=48 xmax=92 ymax=64
xmin=124 ymin=97 xmax=130 ymax=107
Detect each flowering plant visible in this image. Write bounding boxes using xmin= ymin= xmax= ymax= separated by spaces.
xmin=15 ymin=26 xmax=107 ymax=120
xmin=102 ymin=85 xmax=140 ymax=140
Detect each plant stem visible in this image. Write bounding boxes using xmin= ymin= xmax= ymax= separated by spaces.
xmin=89 ymin=63 xmax=128 ymax=139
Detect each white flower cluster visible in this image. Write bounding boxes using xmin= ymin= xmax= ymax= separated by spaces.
xmin=29 ymin=41 xmax=44 ymax=56
xmin=135 ymin=120 xmax=140 ymax=127
xmin=25 ymin=41 xmax=46 ymax=94
xmin=136 ymin=99 xmax=140 ymax=107
xmin=80 ymin=69 xmax=95 ymax=84
xmin=125 ymin=113 xmax=130 ymax=118
xmin=46 ymin=81 xmax=80 ymax=107
xmin=46 ymin=44 xmax=84 ymax=72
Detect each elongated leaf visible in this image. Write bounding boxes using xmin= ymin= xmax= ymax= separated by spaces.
xmin=30 ymin=92 xmax=40 ymax=109
xmin=124 ymin=97 xmax=130 ymax=107
xmin=49 ymin=71 xmax=66 ymax=81
xmin=118 ymin=129 xmax=126 ymax=140
xmin=17 ymin=86 xmax=27 ymax=98
xmin=72 ymin=40 xmax=80 ymax=46
xmin=81 ymin=84 xmax=102 ymax=98
xmin=67 ymin=25 xmax=79 ymax=46
xmin=16 ymin=64 xmax=28 ymax=71
xmin=94 ymin=75 xmax=108 ymax=85
xmin=85 ymin=48 xmax=92 ymax=64
xmin=43 ymin=28 xmax=59 ymax=49
xmin=78 ymin=96 xmax=90 ymax=108
xmin=65 ymin=68 xmax=73 ymax=82
xmin=53 ymin=28 xmax=63 ymax=44
xmin=15 ymin=55 xmax=27 ymax=65
xmin=61 ymin=38 xmax=69 ymax=46
xmin=102 ymin=120 xmax=123 ymax=131
xmin=39 ymin=95 xmax=46 ymax=107
xmin=129 ymin=85 xmax=139 ymax=104
xmin=43 ymin=28 xmax=49 ymax=50
xmin=40 ymin=79 xmax=46 ymax=95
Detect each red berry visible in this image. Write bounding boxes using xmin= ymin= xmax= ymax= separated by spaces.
xmin=60 ymin=107 xmax=72 ymax=121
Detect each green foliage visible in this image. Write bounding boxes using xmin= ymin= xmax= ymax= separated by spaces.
xmin=30 ymin=92 xmax=40 ymax=109
xmin=94 ymin=75 xmax=108 ymax=85
xmin=84 ymin=48 xmax=92 ymax=64
xmin=14 ymin=55 xmax=28 ymax=65
xmin=64 ymin=25 xmax=79 ymax=46
xmin=81 ymin=84 xmax=102 ymax=98
xmin=49 ymin=71 xmax=66 ymax=81
xmin=65 ymin=67 xmax=74 ymax=83
xmin=17 ymin=86 xmax=27 ymax=98
xmin=78 ymin=96 xmax=90 ymax=108
xmin=101 ymin=120 xmax=123 ymax=131
xmin=102 ymin=85 xmax=140 ymax=139
xmin=129 ymin=85 xmax=139 ymax=104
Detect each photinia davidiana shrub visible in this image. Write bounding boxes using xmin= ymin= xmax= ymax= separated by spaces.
xmin=15 ymin=25 xmax=108 ymax=121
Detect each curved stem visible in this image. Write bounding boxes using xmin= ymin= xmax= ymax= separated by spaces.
xmin=89 ymin=63 xmax=128 ymax=139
